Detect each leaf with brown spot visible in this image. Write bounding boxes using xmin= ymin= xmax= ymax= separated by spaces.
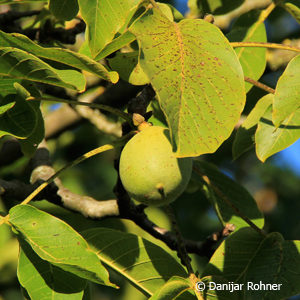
xmin=130 ymin=8 xmax=245 ymax=157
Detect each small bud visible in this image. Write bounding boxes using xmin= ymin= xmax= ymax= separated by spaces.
xmin=204 ymin=14 xmax=214 ymax=24
xmin=132 ymin=113 xmax=145 ymax=126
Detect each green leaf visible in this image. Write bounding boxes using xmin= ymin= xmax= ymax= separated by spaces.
xmin=279 ymin=0 xmax=300 ymax=23
xmin=18 ymin=239 xmax=86 ymax=300
xmin=80 ymin=227 xmax=188 ymax=297
xmin=78 ymin=0 xmax=141 ymax=57
xmin=108 ymin=51 xmax=149 ymax=85
xmin=0 ymin=99 xmax=15 ymax=115
xmin=200 ymin=276 xmax=241 ymax=299
xmin=227 ymin=10 xmax=267 ymax=92
xmin=0 ymin=47 xmax=85 ymax=91
xmin=273 ymin=54 xmax=300 ymax=127
xmin=0 ymin=94 xmax=37 ymax=139
xmin=203 ymin=228 xmax=300 ymax=299
xmin=232 ymin=94 xmax=273 ymax=159
xmin=192 ymin=160 xmax=264 ymax=230
xmin=268 ymin=240 xmax=300 ymax=299
xmin=0 ymin=31 xmax=118 ymax=83
xmin=189 ymin=0 xmax=245 ymax=16
xmin=130 ymin=8 xmax=245 ymax=157
xmin=9 ymin=205 xmax=114 ymax=287
xmin=49 ymin=0 xmax=79 ymax=21
xmin=256 ymin=103 xmax=300 ymax=162
xmin=95 ymin=30 xmax=136 ymax=60
xmin=149 ymin=276 xmax=195 ymax=300
xmin=19 ymin=101 xmax=45 ymax=156
xmin=0 ymin=77 xmax=22 ymax=97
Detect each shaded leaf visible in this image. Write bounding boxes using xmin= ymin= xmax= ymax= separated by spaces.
xmin=0 ymin=31 xmax=118 ymax=83
xmin=49 ymin=0 xmax=79 ymax=21
xmin=193 ymin=160 xmax=264 ymax=230
xmin=0 ymin=94 xmax=37 ymax=139
xmin=81 ymin=227 xmax=188 ymax=297
xmin=256 ymin=103 xmax=300 ymax=162
xmin=130 ymin=8 xmax=245 ymax=157
xmin=19 ymin=101 xmax=44 ymax=156
xmin=9 ymin=205 xmax=114 ymax=287
xmin=78 ymin=0 xmax=141 ymax=57
xmin=108 ymin=51 xmax=149 ymax=85
xmin=273 ymin=54 xmax=300 ymax=126
xmin=227 ymin=10 xmax=267 ymax=92
xmin=18 ymin=239 xmax=86 ymax=300
xmin=200 ymin=276 xmax=241 ymax=299
xmin=0 ymin=47 xmax=85 ymax=91
xmin=232 ymin=94 xmax=273 ymax=159
xmin=203 ymin=228 xmax=300 ymax=299
xmin=149 ymin=276 xmax=195 ymax=300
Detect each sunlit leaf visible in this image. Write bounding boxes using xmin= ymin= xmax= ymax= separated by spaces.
xmin=78 ymin=0 xmax=141 ymax=57
xmin=9 ymin=205 xmax=114 ymax=287
xmin=0 ymin=99 xmax=15 ymax=115
xmin=130 ymin=8 xmax=245 ymax=157
xmin=18 ymin=240 xmax=86 ymax=300
xmin=0 ymin=31 xmax=118 ymax=83
xmin=149 ymin=276 xmax=195 ymax=300
xmin=273 ymin=54 xmax=300 ymax=127
xmin=256 ymin=103 xmax=300 ymax=162
xmin=0 ymin=47 xmax=85 ymax=91
xmin=108 ymin=51 xmax=149 ymax=85
xmin=95 ymin=31 xmax=136 ymax=61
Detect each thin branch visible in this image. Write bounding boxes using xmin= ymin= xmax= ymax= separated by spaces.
xmin=30 ymin=96 xmax=132 ymax=123
xmin=193 ymin=166 xmax=266 ymax=237
xmin=165 ymin=205 xmax=194 ymax=275
xmin=231 ymin=42 xmax=300 ymax=53
xmin=244 ymin=76 xmax=275 ymax=94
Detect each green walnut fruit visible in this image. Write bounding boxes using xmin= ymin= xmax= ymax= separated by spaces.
xmin=119 ymin=126 xmax=192 ymax=206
